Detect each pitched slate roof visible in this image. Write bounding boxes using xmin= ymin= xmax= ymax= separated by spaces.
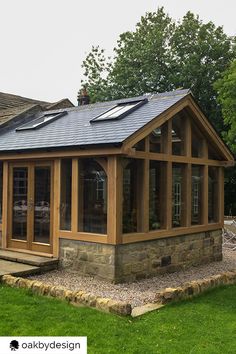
xmin=0 ymin=89 xmax=190 ymax=152
xmin=0 ymin=92 xmax=74 ymax=128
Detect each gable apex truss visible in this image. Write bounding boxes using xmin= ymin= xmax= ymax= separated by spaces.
xmin=123 ymin=94 xmax=234 ymax=163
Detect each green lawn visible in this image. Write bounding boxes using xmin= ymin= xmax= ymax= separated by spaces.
xmin=0 ymin=284 xmax=236 ymax=354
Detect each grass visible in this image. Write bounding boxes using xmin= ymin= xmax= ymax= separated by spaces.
xmin=0 ymin=284 xmax=236 ymax=354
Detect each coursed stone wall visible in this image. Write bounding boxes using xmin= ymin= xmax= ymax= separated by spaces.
xmin=59 ymin=229 xmax=222 ymax=283
xmin=59 ymin=240 xmax=116 ymax=281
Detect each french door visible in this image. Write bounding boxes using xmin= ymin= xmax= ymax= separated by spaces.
xmin=8 ymin=162 xmax=53 ymax=254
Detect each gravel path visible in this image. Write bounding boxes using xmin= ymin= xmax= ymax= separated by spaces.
xmin=29 ymin=249 xmax=236 ymax=307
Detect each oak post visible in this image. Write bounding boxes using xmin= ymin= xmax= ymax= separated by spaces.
xmin=2 ymin=161 xmax=8 ymax=249
xmin=202 ymin=165 xmax=208 ymax=225
xmin=107 ymin=156 xmax=122 ymax=244
xmin=53 ymin=159 xmax=61 ymax=257
xmin=72 ymin=158 xmax=78 ymax=233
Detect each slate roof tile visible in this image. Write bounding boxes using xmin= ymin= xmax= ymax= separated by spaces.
xmin=0 ymin=89 xmax=190 ymax=152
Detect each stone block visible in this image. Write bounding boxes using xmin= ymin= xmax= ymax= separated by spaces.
xmin=59 ymin=229 xmax=222 ymax=282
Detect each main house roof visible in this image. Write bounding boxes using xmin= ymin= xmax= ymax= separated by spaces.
xmin=0 ymin=88 xmax=233 ymax=162
xmin=0 ymin=91 xmax=74 ymax=127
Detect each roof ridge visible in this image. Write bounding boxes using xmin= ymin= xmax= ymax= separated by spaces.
xmin=43 ymin=89 xmax=191 ymax=114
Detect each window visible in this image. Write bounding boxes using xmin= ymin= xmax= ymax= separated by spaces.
xmin=91 ymin=99 xmax=147 ymax=122
xmin=0 ymin=162 xmax=2 ymax=223
xmin=208 ymin=167 xmax=219 ymax=223
xmin=60 ymin=159 xmax=72 ymax=231
xmin=172 ymin=115 xmax=185 ymax=155
xmin=191 ymin=165 xmax=203 ymax=225
xmin=16 ymin=112 xmax=67 ymax=131
xmin=133 ymin=138 xmax=145 ymax=151
xmin=172 ymin=164 xmax=185 ymax=227
xmin=149 ymin=122 xmax=168 ymax=153
xmin=149 ymin=161 xmax=165 ymax=230
xmin=78 ymin=159 xmax=107 ymax=234
xmin=123 ymin=159 xmax=142 ymax=233
xmin=208 ymin=143 xmax=224 ymax=161
xmin=191 ymin=122 xmax=205 ymax=158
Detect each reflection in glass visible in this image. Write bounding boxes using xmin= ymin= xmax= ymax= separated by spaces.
xmin=0 ymin=162 xmax=2 ymax=223
xmin=78 ymin=159 xmax=107 ymax=234
xmin=133 ymin=138 xmax=145 ymax=151
xmin=191 ymin=166 xmax=203 ymax=225
xmin=60 ymin=159 xmax=72 ymax=230
xmin=12 ymin=167 xmax=28 ymax=240
xmin=208 ymin=167 xmax=219 ymax=223
xmin=123 ymin=159 xmax=139 ymax=233
xmin=192 ymin=122 xmax=204 ymax=158
xmin=149 ymin=122 xmax=168 ymax=153
xmin=172 ymin=164 xmax=184 ymax=227
xmin=172 ymin=115 xmax=185 ymax=155
xmin=34 ymin=167 xmax=50 ymax=243
xmin=149 ymin=161 xmax=164 ymax=230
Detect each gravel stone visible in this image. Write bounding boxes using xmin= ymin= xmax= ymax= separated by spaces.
xmin=29 ymin=249 xmax=236 ymax=307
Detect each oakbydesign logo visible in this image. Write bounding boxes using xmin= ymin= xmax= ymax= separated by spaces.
xmin=10 ymin=340 xmax=19 ymax=351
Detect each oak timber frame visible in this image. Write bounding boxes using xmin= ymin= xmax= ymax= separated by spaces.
xmin=0 ymin=95 xmax=234 ymax=258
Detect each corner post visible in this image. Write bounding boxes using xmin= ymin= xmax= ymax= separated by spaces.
xmin=53 ymin=159 xmax=61 ymax=257
xmin=2 ymin=161 xmax=9 ymax=249
xmin=107 ymin=156 xmax=122 ymax=244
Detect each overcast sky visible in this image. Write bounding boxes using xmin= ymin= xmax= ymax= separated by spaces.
xmin=0 ymin=0 xmax=235 ymax=105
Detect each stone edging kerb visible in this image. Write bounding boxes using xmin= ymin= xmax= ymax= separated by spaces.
xmin=154 ymin=270 xmax=236 ymax=304
xmin=1 ymin=270 xmax=236 ymax=317
xmin=0 ymin=275 xmax=132 ymax=316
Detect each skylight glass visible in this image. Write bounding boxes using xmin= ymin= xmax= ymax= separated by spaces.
xmin=16 ymin=112 xmax=67 ymax=131
xmin=91 ymin=99 xmax=148 ymax=123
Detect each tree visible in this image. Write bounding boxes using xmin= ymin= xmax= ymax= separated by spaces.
xmin=214 ymin=60 xmax=236 ymax=152
xmin=169 ymin=12 xmax=235 ymax=129
xmin=214 ymin=60 xmax=236 ymax=216
xmin=80 ymin=7 xmax=235 ymax=130
xmin=81 ymin=46 xmax=112 ymax=103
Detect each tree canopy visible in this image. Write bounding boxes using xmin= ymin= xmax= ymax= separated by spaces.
xmin=80 ymin=7 xmax=235 ymax=130
xmin=214 ymin=60 xmax=236 ymax=153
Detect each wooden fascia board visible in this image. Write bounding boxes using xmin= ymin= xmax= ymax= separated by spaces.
xmin=123 ymin=94 xmax=234 ymax=163
xmin=0 ymin=147 xmax=124 ymax=161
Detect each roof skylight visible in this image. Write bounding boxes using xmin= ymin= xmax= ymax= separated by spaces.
xmin=91 ymin=98 xmax=148 ymax=123
xmin=16 ymin=112 xmax=67 ymax=131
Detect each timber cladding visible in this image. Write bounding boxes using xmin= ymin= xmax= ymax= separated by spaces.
xmin=59 ymin=229 xmax=222 ymax=283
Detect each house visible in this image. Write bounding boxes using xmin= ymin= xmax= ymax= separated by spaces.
xmin=0 ymin=89 xmax=234 ymax=282
xmin=0 ymin=91 xmax=74 ymax=127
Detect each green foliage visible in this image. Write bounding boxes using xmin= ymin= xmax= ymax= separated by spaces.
xmin=81 ymin=46 xmax=113 ymax=103
xmin=80 ymin=7 xmax=235 ymax=129
xmin=1 ymin=284 xmax=236 ymax=353
xmin=169 ymin=12 xmax=235 ymax=129
xmin=215 ymin=60 xmax=236 ymax=152
xmin=224 ymin=167 xmax=236 ymax=215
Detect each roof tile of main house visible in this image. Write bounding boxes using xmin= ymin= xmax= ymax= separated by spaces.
xmin=0 ymin=89 xmax=190 ymax=152
xmin=0 ymin=92 xmax=74 ymax=127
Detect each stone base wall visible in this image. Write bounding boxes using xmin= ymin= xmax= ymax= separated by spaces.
xmin=0 ymin=230 xmax=2 ymax=248
xmin=59 ymin=240 xmax=116 ymax=281
xmin=59 ymin=229 xmax=222 ymax=283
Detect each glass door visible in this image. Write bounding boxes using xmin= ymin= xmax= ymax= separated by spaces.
xmin=11 ymin=167 xmax=28 ymax=245
xmin=8 ymin=162 xmax=53 ymax=254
